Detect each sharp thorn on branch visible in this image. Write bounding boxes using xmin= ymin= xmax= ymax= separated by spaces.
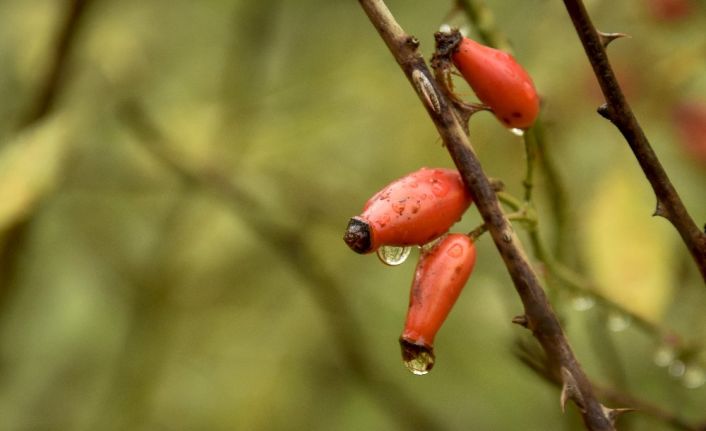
xmin=511 ymin=315 xmax=529 ymax=328
xmin=598 ymin=31 xmax=630 ymax=48
xmin=653 ymin=200 xmax=669 ymax=219
xmin=601 ymin=405 xmax=636 ymax=427
xmin=596 ymin=103 xmax=611 ymax=120
xmin=560 ymin=367 xmax=586 ymax=413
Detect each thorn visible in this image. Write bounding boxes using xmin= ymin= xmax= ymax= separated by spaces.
xmin=598 ymin=31 xmax=630 ymax=48
xmin=559 ymin=367 xmax=585 ymax=413
xmin=512 ymin=315 xmax=529 ymax=328
xmin=653 ymin=200 xmax=669 ymax=218
xmin=601 ymin=404 xmax=636 ymax=426
xmin=596 ymin=103 xmax=611 ymax=120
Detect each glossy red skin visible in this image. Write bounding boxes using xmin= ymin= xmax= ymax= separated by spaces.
xmin=647 ymin=0 xmax=693 ymax=22
xmin=452 ymin=37 xmax=539 ymax=129
xmin=673 ymin=101 xmax=706 ymax=165
xmin=357 ymin=167 xmax=472 ymax=252
xmin=401 ymin=234 xmax=476 ymax=347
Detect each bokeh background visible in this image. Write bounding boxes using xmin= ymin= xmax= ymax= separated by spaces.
xmin=1 ymin=0 xmax=705 ymax=429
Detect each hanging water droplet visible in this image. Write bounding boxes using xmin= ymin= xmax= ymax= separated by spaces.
xmin=377 ymin=246 xmax=412 ymax=266
xmin=683 ymin=366 xmax=706 ymax=389
xmin=439 ymin=23 xmax=452 ymax=33
xmin=607 ymin=312 xmax=632 ymax=332
xmin=510 ymin=128 xmax=525 ymax=137
xmin=669 ymin=359 xmax=686 ymax=378
xmin=653 ymin=345 xmax=676 ymax=367
xmin=399 ymin=338 xmax=435 ymax=375
xmin=571 ymin=295 xmax=596 ymax=312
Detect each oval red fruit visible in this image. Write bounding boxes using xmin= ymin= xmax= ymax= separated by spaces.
xmin=400 ymin=234 xmax=477 ymax=374
xmin=673 ymin=100 xmax=706 ymax=165
xmin=452 ymin=37 xmax=540 ymax=129
xmin=343 ymin=168 xmax=472 ymax=254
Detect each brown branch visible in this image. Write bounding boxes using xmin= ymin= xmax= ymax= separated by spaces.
xmin=514 ymin=341 xmax=699 ymax=431
xmin=560 ymin=0 xmax=706 ymax=283
xmin=357 ymin=1 xmax=613 ymax=429
xmin=16 ymin=0 xmax=92 ymax=129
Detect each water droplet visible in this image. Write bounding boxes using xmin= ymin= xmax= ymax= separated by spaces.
xmin=571 ymin=295 xmax=595 ymax=311
xmin=509 ymin=128 xmax=525 ymax=137
xmin=400 ymin=338 xmax=435 ymax=375
xmin=654 ymin=346 xmax=676 ymax=367
xmin=439 ymin=23 xmax=452 ymax=33
xmin=377 ymin=246 xmax=412 ymax=266
xmin=669 ymin=360 xmax=686 ymax=378
xmin=607 ymin=312 xmax=631 ymax=332
xmin=683 ymin=366 xmax=706 ymax=389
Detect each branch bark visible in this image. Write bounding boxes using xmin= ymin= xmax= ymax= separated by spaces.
xmin=17 ymin=0 xmax=92 ymax=129
xmin=358 ymin=1 xmax=613 ymax=429
xmin=560 ymin=0 xmax=706 ymax=283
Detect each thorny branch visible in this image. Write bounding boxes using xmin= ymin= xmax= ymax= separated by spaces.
xmin=560 ymin=0 xmax=706 ymax=283
xmin=358 ymin=0 xmax=615 ymax=429
xmin=17 ymin=0 xmax=92 ymax=129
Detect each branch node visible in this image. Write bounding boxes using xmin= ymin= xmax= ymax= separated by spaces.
xmin=512 ymin=314 xmax=529 ymax=328
xmin=490 ymin=178 xmax=505 ymax=192
xmin=597 ymin=31 xmax=630 ymax=48
xmin=406 ymin=35 xmax=420 ymax=49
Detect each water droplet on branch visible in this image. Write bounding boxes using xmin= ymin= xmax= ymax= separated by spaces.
xmin=377 ymin=246 xmax=412 ymax=266
xmin=571 ymin=295 xmax=596 ymax=311
xmin=607 ymin=312 xmax=631 ymax=332
xmin=653 ymin=346 xmax=676 ymax=367
xmin=683 ymin=366 xmax=706 ymax=389
xmin=510 ymin=128 xmax=525 ymax=137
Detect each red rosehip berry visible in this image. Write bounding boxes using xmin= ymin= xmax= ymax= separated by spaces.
xmin=452 ymin=37 xmax=540 ymax=129
xmin=673 ymin=100 xmax=706 ymax=165
xmin=646 ymin=0 xmax=694 ymax=22
xmin=343 ymin=168 xmax=472 ymax=254
xmin=399 ymin=234 xmax=477 ymax=374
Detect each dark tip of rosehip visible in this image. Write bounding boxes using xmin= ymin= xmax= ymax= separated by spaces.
xmin=433 ymin=29 xmax=463 ymax=58
xmin=399 ymin=337 xmax=435 ymax=374
xmin=343 ymin=217 xmax=372 ymax=254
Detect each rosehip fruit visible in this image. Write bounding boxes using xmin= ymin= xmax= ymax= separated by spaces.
xmin=673 ymin=100 xmax=706 ymax=165
xmin=343 ymin=168 xmax=472 ymax=254
xmin=646 ymin=0 xmax=694 ymax=22
xmin=452 ymin=37 xmax=540 ymax=129
xmin=399 ymin=234 xmax=477 ymax=374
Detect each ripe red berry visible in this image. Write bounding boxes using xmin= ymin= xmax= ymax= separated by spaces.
xmin=399 ymin=234 xmax=477 ymax=374
xmin=673 ymin=101 xmax=706 ymax=165
xmin=646 ymin=0 xmax=694 ymax=22
xmin=343 ymin=168 xmax=472 ymax=254
xmin=452 ymin=37 xmax=540 ymax=129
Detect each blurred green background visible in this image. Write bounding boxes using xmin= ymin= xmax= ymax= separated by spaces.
xmin=0 ymin=0 xmax=705 ymax=429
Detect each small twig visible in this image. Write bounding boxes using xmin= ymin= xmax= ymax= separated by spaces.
xmin=455 ymin=0 xmax=513 ymax=53
xmin=514 ymin=342 xmax=700 ymax=431
xmin=561 ymin=0 xmax=706 ymax=284
xmin=522 ymin=128 xmax=537 ymax=203
xmin=358 ymin=1 xmax=613 ymax=429
xmin=16 ymin=0 xmax=92 ymax=129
